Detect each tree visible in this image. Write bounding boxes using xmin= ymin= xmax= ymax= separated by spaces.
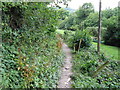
xmin=75 ymin=3 xmax=94 ymax=25
xmin=102 ymin=7 xmax=118 ymax=27
xmin=84 ymin=12 xmax=99 ymax=28
xmin=102 ymin=8 xmax=118 ymax=19
xmin=58 ymin=13 xmax=76 ymax=30
xmin=58 ymin=3 xmax=94 ymax=31
xmin=58 ymin=8 xmax=69 ymax=20
xmin=103 ymin=16 xmax=120 ymax=47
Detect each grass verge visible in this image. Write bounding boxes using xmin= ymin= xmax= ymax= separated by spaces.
xmin=92 ymin=42 xmax=120 ymax=60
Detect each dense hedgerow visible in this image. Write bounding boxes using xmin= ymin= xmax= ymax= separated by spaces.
xmin=1 ymin=2 xmax=64 ymax=88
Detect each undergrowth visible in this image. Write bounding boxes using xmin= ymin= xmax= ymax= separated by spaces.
xmin=63 ymin=29 xmax=120 ymax=88
xmin=1 ymin=28 xmax=64 ymax=88
xmin=71 ymin=47 xmax=120 ymax=88
xmin=1 ymin=2 xmax=64 ymax=88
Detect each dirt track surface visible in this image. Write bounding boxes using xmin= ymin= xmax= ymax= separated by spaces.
xmin=58 ymin=43 xmax=73 ymax=88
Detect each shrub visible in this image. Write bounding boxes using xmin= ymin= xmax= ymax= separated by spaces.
xmin=63 ymin=30 xmax=74 ymax=47
xmin=72 ymin=30 xmax=92 ymax=50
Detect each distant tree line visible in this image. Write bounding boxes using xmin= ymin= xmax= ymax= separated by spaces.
xmin=58 ymin=3 xmax=120 ymax=47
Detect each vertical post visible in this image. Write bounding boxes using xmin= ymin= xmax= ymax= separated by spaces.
xmin=78 ymin=39 xmax=82 ymax=52
xmin=97 ymin=0 xmax=102 ymax=54
xmin=83 ymin=22 xmax=84 ymax=31
xmin=0 ymin=1 xmax=2 ymax=85
xmin=74 ymin=43 xmax=75 ymax=52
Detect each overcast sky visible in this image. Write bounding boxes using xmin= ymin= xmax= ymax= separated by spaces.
xmin=67 ymin=0 xmax=120 ymax=11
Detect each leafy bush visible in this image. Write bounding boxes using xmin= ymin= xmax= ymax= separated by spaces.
xmin=2 ymin=28 xmax=64 ymax=88
xmin=58 ymin=14 xmax=75 ymax=30
xmin=72 ymin=30 xmax=92 ymax=50
xmin=63 ymin=30 xmax=92 ymax=51
xmin=72 ymin=47 xmax=120 ymax=88
xmin=71 ymin=74 xmax=101 ymax=88
xmin=1 ymin=2 xmax=64 ymax=88
xmin=64 ymin=30 xmax=74 ymax=40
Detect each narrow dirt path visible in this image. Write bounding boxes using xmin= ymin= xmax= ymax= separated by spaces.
xmin=58 ymin=43 xmax=73 ymax=88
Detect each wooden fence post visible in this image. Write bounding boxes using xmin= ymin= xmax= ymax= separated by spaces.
xmin=97 ymin=0 xmax=102 ymax=54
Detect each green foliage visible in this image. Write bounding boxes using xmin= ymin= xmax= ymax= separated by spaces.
xmin=72 ymin=30 xmax=92 ymax=50
xmin=72 ymin=74 xmax=101 ymax=88
xmin=70 ymin=25 xmax=79 ymax=31
xmin=103 ymin=16 xmax=120 ymax=47
xmin=86 ymin=27 xmax=98 ymax=37
xmin=100 ymin=8 xmax=119 ymax=47
xmin=59 ymin=3 xmax=119 ymax=47
xmin=59 ymin=3 xmax=120 ymax=88
xmin=57 ymin=8 xmax=70 ymax=28
xmin=86 ymin=27 xmax=107 ymax=41
xmin=72 ymin=47 xmax=120 ymax=88
xmin=75 ymin=3 xmax=94 ymax=25
xmin=93 ymin=42 xmax=120 ymax=60
xmin=57 ymin=8 xmax=69 ymax=20
xmin=84 ymin=13 xmax=98 ymax=28
xmin=102 ymin=8 xmax=118 ymax=19
xmin=58 ymin=3 xmax=94 ymax=31
xmin=56 ymin=29 xmax=65 ymax=35
xmin=63 ymin=30 xmax=74 ymax=40
xmin=1 ymin=2 xmax=64 ymax=88
xmin=63 ymin=30 xmax=92 ymax=50
xmin=58 ymin=14 xmax=75 ymax=30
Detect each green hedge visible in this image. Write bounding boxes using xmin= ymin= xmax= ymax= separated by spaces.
xmin=1 ymin=2 xmax=64 ymax=88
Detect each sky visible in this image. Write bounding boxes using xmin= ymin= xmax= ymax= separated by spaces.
xmin=67 ymin=0 xmax=120 ymax=11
